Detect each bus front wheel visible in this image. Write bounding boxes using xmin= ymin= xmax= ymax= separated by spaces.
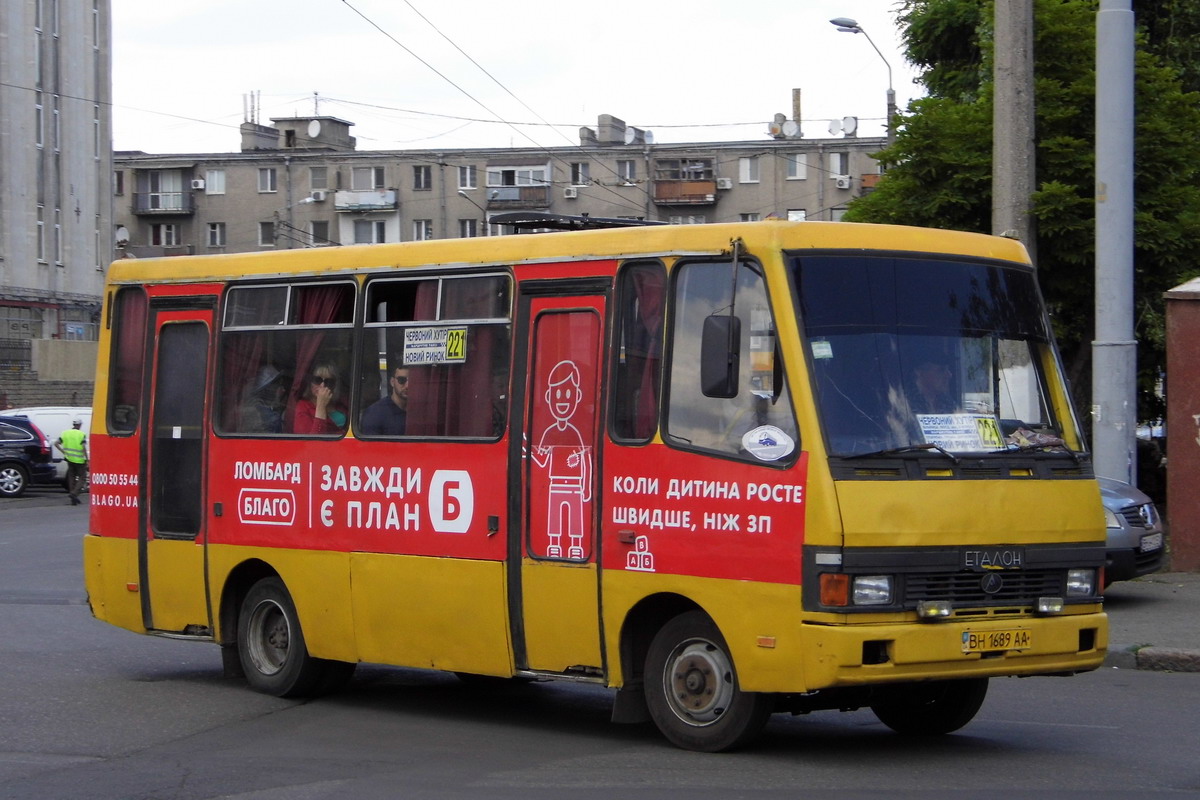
xmin=644 ymin=610 xmax=772 ymax=752
xmin=870 ymin=678 xmax=989 ymax=735
xmin=237 ymin=577 xmax=353 ymax=697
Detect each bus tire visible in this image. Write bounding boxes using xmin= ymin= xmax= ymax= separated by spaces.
xmin=870 ymin=678 xmax=989 ymax=735
xmin=237 ymin=577 xmax=328 ymax=698
xmin=644 ymin=610 xmax=772 ymax=752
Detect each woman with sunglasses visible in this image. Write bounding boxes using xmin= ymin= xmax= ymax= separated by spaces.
xmin=293 ymin=362 xmax=348 ymax=434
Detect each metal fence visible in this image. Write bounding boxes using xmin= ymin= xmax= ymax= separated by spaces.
xmin=0 ymin=339 xmax=32 ymax=369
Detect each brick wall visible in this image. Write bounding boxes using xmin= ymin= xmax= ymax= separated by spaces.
xmin=0 ymin=370 xmax=94 ymax=411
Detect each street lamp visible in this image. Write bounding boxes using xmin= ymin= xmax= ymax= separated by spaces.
xmin=830 ymin=17 xmax=897 ymax=145
xmin=457 ymin=190 xmax=492 ymax=237
xmin=457 ymin=190 xmax=488 ymax=214
xmin=274 ymin=195 xmax=316 ymax=249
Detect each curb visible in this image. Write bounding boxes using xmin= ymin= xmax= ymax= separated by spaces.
xmin=1104 ymin=644 xmax=1200 ymax=673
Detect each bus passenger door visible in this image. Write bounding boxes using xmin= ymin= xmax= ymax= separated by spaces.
xmin=139 ymin=304 xmax=213 ymax=634
xmin=512 ymin=289 xmax=606 ymax=674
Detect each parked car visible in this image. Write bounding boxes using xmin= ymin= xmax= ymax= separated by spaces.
xmin=0 ymin=415 xmax=57 ymax=498
xmin=1100 ymin=476 xmax=1167 ymax=586
xmin=4 ymin=407 xmax=92 ymax=488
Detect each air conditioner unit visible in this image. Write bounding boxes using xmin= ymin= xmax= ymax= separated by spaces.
xmin=835 ymin=175 xmax=852 ymax=189
xmin=190 ymin=179 xmax=205 ymax=190
xmin=716 ymin=177 xmax=734 ymax=190
xmin=563 ymin=187 xmax=579 ymax=199
xmin=310 ymin=190 xmax=327 ymax=202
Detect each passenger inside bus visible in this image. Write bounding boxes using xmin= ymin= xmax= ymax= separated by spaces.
xmin=293 ymin=362 xmax=348 ymax=434
xmin=359 ymin=360 xmax=408 ymax=435
xmin=238 ymin=364 xmax=287 ymax=433
xmin=909 ymin=357 xmax=959 ymax=414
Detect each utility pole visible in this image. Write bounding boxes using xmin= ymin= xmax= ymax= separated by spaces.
xmin=1092 ymin=0 xmax=1137 ymax=482
xmin=992 ymin=0 xmax=1037 ymax=262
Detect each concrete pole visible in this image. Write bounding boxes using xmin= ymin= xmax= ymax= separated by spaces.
xmin=1092 ymin=0 xmax=1137 ymax=482
xmin=992 ymin=0 xmax=1037 ymax=262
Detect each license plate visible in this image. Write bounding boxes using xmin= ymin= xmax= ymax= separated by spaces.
xmin=962 ymin=629 xmax=1032 ymax=653
xmin=1140 ymin=533 xmax=1163 ymax=553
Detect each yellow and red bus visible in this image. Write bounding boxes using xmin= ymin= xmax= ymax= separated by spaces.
xmin=84 ymin=217 xmax=1107 ymax=751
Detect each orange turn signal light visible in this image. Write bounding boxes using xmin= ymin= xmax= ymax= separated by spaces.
xmin=820 ymin=573 xmax=850 ymax=607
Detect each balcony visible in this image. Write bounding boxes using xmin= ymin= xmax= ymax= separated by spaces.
xmin=652 ymin=180 xmax=717 ymax=205
xmin=132 ymin=192 xmax=195 ymax=215
xmin=486 ymin=185 xmax=551 ymax=210
xmin=334 ymin=189 xmax=398 ymax=212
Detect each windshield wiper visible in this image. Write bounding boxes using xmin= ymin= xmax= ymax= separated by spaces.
xmin=989 ymin=442 xmax=1085 ymax=463
xmin=844 ymin=443 xmax=960 ymax=465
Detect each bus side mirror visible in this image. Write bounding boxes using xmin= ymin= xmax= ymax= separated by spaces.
xmin=701 ymin=315 xmax=740 ymax=398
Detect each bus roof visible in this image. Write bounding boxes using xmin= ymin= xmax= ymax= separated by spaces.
xmin=105 ymin=220 xmax=1032 ymax=285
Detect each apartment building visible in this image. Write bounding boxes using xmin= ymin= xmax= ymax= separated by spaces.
xmin=113 ymin=114 xmax=885 ymax=258
xmin=0 ymin=0 xmax=111 ymax=344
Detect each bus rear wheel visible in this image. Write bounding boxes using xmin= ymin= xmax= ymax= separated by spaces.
xmin=870 ymin=678 xmax=989 ymax=735
xmin=644 ymin=610 xmax=772 ymax=752
xmin=237 ymin=576 xmax=354 ymax=698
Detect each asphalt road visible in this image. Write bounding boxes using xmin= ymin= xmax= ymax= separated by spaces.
xmin=2 ymin=496 xmax=1199 ymax=799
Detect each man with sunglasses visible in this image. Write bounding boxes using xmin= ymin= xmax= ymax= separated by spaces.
xmin=360 ymin=360 xmax=409 ymax=435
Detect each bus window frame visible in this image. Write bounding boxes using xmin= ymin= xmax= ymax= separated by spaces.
xmin=609 ymin=259 xmax=667 ymax=445
xmin=661 ymin=256 xmax=800 ymax=466
xmin=214 ymin=278 xmax=358 ymax=439
xmin=356 ymin=271 xmax=513 ymax=442
xmin=105 ymin=285 xmax=150 ymax=438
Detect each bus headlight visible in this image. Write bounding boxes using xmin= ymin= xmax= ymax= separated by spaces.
xmin=1066 ymin=568 xmax=1098 ymax=597
xmin=852 ymin=575 xmax=893 ymax=605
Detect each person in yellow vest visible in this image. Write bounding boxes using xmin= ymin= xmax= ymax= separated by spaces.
xmin=55 ymin=419 xmax=89 ymax=506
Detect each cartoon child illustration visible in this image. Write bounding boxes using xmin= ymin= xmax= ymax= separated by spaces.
xmin=530 ymin=360 xmax=592 ymax=559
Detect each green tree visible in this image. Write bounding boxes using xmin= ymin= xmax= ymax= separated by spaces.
xmin=844 ymin=0 xmax=1200 ymax=422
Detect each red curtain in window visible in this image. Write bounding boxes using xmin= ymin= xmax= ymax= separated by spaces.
xmin=404 ymin=282 xmax=500 ymax=437
xmin=283 ymin=285 xmax=352 ymax=430
xmin=219 ymin=332 xmax=265 ymax=431
xmin=631 ymin=267 xmax=665 ymax=439
xmin=404 ymin=282 xmax=443 ymax=436
xmin=110 ymin=288 xmax=148 ymax=431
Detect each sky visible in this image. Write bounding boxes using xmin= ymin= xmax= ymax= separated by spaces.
xmin=111 ymin=0 xmax=923 ymax=155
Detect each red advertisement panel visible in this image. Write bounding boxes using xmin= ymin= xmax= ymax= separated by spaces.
xmin=601 ymin=444 xmax=809 ymax=585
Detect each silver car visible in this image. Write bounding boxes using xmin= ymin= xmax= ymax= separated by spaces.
xmin=1099 ymin=477 xmax=1167 ymax=586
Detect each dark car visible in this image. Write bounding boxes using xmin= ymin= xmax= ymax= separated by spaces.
xmin=0 ymin=415 xmax=57 ymax=498
xmin=1100 ymin=476 xmax=1167 ymax=586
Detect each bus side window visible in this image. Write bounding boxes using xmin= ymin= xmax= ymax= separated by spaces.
xmin=612 ymin=262 xmax=665 ymax=441
xmin=107 ymin=287 xmax=148 ymax=434
xmin=215 ymin=282 xmax=355 ymax=437
xmin=665 ymin=260 xmax=798 ymax=461
xmin=358 ymin=275 xmax=511 ymax=439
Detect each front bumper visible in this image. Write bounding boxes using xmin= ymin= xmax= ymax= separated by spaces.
xmin=800 ymin=609 xmax=1107 ymax=689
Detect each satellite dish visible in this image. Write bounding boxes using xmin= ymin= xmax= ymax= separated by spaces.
xmin=307 ymin=119 xmax=321 ymax=138
xmin=782 ymin=120 xmax=800 ymax=138
xmin=842 ymin=116 xmax=858 ymax=135
xmin=643 ymin=130 xmax=654 ymax=145
xmin=828 ymin=118 xmax=843 ymax=136
xmin=624 ymin=127 xmax=637 ymax=145
xmin=114 ymin=226 xmax=129 ymax=246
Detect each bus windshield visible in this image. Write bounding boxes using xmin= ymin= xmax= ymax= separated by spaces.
xmin=792 ymin=253 xmax=1074 ymax=458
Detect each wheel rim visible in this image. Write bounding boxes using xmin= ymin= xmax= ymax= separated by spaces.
xmin=661 ymin=638 xmax=736 ymax=727
xmin=0 ymin=467 xmax=23 ymax=495
xmin=245 ymin=597 xmax=290 ymax=676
